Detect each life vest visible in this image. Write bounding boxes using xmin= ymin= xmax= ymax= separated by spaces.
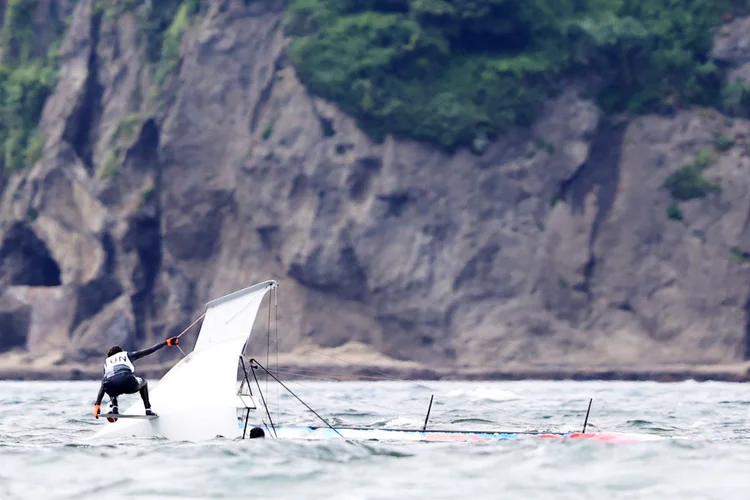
xmin=103 ymin=351 xmax=135 ymax=378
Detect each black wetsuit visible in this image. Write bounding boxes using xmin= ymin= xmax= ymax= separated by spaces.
xmin=95 ymin=341 xmax=168 ymax=408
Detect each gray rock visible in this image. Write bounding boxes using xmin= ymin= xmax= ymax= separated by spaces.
xmin=0 ymin=292 xmax=31 ymax=352
xmin=713 ymin=17 xmax=750 ymax=65
xmin=3 ymin=286 xmax=77 ymax=353
xmin=68 ymin=294 xmax=135 ymax=359
xmin=4 ymin=3 xmax=750 ymax=376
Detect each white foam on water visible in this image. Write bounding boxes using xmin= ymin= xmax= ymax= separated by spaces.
xmin=445 ymin=386 xmax=521 ymax=402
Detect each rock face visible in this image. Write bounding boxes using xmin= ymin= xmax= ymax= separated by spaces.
xmin=1 ymin=0 xmax=750 ymax=378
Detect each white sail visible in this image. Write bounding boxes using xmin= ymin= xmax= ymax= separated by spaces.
xmin=90 ymin=280 xmax=277 ymax=441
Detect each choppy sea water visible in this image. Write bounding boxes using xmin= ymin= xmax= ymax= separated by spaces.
xmin=2 ymin=379 xmax=750 ymax=499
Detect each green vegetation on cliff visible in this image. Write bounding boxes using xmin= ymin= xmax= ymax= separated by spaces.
xmin=0 ymin=0 xmax=201 ymax=171
xmin=286 ymin=0 xmax=745 ymax=150
xmin=0 ymin=0 xmax=62 ymax=170
xmin=109 ymin=0 xmax=202 ymax=92
xmin=663 ymin=149 xmax=720 ymax=202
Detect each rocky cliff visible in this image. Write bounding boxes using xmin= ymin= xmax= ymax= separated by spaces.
xmin=2 ymin=0 xmax=750 ymax=381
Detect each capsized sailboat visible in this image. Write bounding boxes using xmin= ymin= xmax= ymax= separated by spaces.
xmin=89 ymin=280 xmax=665 ymax=444
xmin=91 ymin=281 xmax=276 ymax=441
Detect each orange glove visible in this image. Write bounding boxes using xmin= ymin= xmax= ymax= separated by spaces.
xmin=94 ymin=404 xmax=101 ymax=419
xmin=166 ymin=337 xmax=179 ymax=346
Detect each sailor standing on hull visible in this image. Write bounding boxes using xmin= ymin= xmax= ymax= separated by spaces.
xmin=94 ymin=337 xmax=180 ymax=419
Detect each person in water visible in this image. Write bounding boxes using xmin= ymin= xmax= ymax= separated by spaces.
xmin=94 ymin=337 xmax=180 ymax=419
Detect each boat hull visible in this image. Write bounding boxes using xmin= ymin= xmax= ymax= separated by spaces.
xmin=265 ymin=426 xmax=666 ymax=443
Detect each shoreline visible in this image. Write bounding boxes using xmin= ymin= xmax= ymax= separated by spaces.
xmin=3 ymin=343 xmax=748 ymax=383
xmin=1 ymin=362 xmax=748 ymax=383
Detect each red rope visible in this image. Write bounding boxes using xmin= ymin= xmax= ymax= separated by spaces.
xmin=176 ymin=312 xmax=206 ymax=339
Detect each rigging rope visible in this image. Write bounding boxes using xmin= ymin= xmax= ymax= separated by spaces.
xmin=250 ymin=358 xmax=346 ymax=439
xmin=266 ymin=296 xmax=271 ymax=410
xmin=238 ymin=355 xmax=254 ymax=397
xmin=242 ymin=408 xmax=251 ymax=440
xmin=275 ymin=286 xmax=280 ymax=428
xmin=173 ymin=312 xmax=206 ymax=358
xmin=176 ymin=312 xmax=206 ymax=339
xmin=249 ymin=358 xmax=278 ymax=439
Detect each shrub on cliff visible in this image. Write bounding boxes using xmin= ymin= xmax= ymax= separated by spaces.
xmin=0 ymin=0 xmax=63 ymax=170
xmin=0 ymin=60 xmax=56 ymax=170
xmin=663 ymin=150 xmax=721 ymax=201
xmin=0 ymin=0 xmax=201 ymax=170
xmin=287 ymin=0 xmax=741 ymax=150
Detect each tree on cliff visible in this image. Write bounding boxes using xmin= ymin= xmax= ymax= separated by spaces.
xmin=286 ymin=0 xmax=745 ymax=151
